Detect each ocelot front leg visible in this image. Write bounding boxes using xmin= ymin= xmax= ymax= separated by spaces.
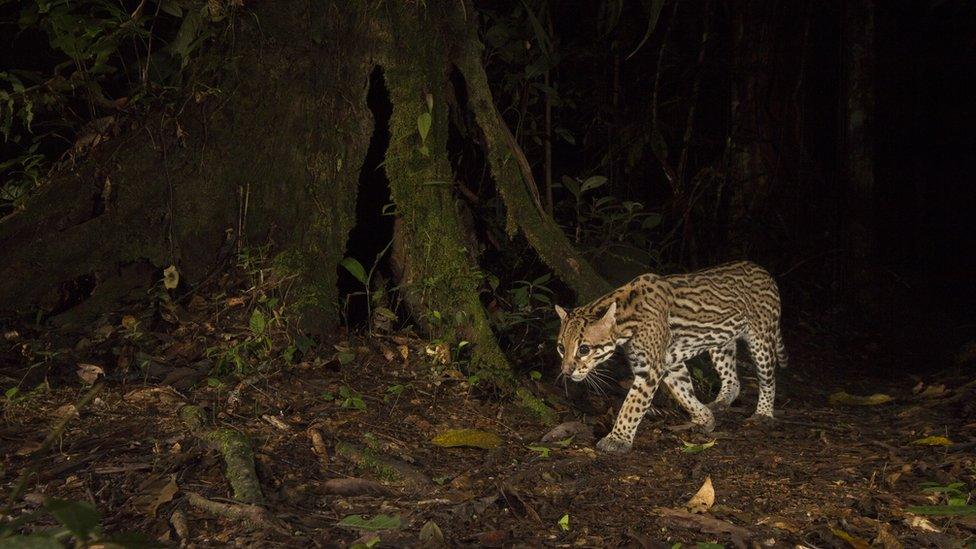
xmin=707 ymin=341 xmax=740 ymax=410
xmin=596 ymin=369 xmax=663 ymax=453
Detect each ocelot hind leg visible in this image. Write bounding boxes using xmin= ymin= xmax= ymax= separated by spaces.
xmin=745 ymin=330 xmax=777 ymax=420
xmin=662 ymin=366 xmax=715 ymax=432
xmin=707 ymin=341 xmax=740 ymax=410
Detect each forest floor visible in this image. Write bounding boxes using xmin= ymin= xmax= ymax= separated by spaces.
xmin=1 ymin=270 xmax=975 ymax=548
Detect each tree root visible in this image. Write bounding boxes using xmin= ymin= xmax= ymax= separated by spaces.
xmin=516 ymin=387 xmax=557 ymax=426
xmin=185 ymin=492 xmax=287 ymax=534
xmin=334 ymin=440 xmax=429 ymax=489
xmin=179 ymin=405 xmax=263 ymax=505
xmin=451 ymin=7 xmax=610 ymax=303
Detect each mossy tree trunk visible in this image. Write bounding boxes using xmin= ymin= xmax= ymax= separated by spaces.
xmin=0 ymin=0 xmax=605 ymax=382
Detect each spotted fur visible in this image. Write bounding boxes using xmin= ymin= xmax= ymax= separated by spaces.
xmin=554 ymin=261 xmax=787 ymax=453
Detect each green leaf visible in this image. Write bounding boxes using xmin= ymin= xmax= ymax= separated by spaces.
xmin=336 ymin=351 xmax=356 ymax=365
xmin=557 ymin=513 xmax=570 ymax=531
xmin=681 ymin=439 xmax=716 ymax=454
xmin=340 ymin=257 xmax=368 ymax=285
xmin=527 ymin=445 xmax=551 ymax=458
xmin=337 ymin=514 xmax=402 ymax=531
xmin=529 ymin=370 xmax=542 ymax=380
xmin=44 ymin=498 xmax=100 ymax=539
xmin=641 ymin=213 xmax=664 ymax=229
xmin=248 ymin=309 xmax=266 ymax=336
xmin=625 ymin=0 xmax=666 ymax=61
xmin=417 ymin=112 xmax=432 ymax=142
xmin=553 ymin=436 xmax=574 ymax=448
xmin=158 ymin=0 xmax=184 ymax=17
xmin=5 ymin=386 xmax=19 ymax=399
xmin=906 ymin=505 xmax=976 ymax=516
xmin=560 ymin=175 xmax=580 ymax=198
xmin=168 ymin=6 xmax=205 ymax=67
xmin=580 ymin=175 xmax=608 ymax=194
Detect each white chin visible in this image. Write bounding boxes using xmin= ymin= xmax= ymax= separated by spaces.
xmin=571 ymin=372 xmax=587 ymax=382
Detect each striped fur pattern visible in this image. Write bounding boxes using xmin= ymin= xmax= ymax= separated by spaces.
xmin=554 ymin=261 xmax=786 ymax=453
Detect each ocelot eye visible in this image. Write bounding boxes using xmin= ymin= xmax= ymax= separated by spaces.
xmin=556 ymin=343 xmax=565 ymax=357
xmin=578 ymin=344 xmax=591 ymax=357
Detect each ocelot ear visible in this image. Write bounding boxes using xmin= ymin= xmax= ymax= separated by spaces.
xmin=554 ymin=304 xmax=568 ymax=322
xmin=600 ymin=302 xmax=617 ymax=327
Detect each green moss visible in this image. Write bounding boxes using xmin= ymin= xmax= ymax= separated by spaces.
xmin=180 ymin=405 xmax=263 ymax=504
xmin=376 ymin=3 xmax=512 ymax=384
xmin=516 ymin=387 xmax=558 ymax=426
xmin=335 ymin=441 xmax=400 ymax=482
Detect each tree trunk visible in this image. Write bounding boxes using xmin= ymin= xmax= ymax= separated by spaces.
xmin=0 ymin=2 xmax=375 ymax=331
xmin=840 ymin=0 xmax=877 ymax=303
xmin=725 ymin=1 xmax=778 ymax=257
xmin=0 ymin=0 xmax=606 ymax=382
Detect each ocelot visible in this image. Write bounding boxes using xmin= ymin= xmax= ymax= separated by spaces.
xmin=554 ymin=260 xmax=786 ymax=453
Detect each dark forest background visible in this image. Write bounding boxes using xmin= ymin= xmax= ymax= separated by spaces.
xmin=1 ymin=0 xmax=975 ymax=372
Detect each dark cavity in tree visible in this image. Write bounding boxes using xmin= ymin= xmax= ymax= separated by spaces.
xmin=339 ymin=67 xmax=395 ymax=328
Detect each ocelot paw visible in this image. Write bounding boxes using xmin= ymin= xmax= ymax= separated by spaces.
xmin=745 ymin=413 xmax=776 ymax=427
xmin=667 ymin=418 xmax=714 ymax=434
xmin=595 ymin=435 xmax=632 ymax=454
xmin=707 ymin=399 xmax=731 ymax=411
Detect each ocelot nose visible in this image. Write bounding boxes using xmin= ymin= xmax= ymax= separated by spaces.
xmin=561 ymin=363 xmax=574 ymax=376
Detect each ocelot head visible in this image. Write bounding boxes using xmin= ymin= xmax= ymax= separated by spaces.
xmin=553 ymin=302 xmax=617 ymax=381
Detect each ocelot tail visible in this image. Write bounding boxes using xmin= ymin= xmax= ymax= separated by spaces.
xmin=554 ymin=260 xmax=786 ymax=453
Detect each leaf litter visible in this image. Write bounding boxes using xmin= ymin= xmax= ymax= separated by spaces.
xmin=2 ymin=260 xmax=976 ymax=547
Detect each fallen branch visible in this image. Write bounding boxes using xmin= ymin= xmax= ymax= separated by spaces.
xmin=655 ymin=507 xmax=751 ymax=549
xmin=179 ymin=405 xmax=263 ymax=504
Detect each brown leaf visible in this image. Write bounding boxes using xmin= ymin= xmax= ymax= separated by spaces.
xmin=686 ymin=476 xmax=715 ymax=514
xmin=140 ymin=476 xmax=179 ymax=517
xmin=477 ymin=529 xmax=508 ymax=547
xmin=321 ymin=478 xmax=390 ymax=496
xmin=540 ymin=421 xmax=594 ymax=443
xmin=308 ymin=427 xmax=329 ymax=464
xmin=77 ymin=363 xmax=104 ymax=385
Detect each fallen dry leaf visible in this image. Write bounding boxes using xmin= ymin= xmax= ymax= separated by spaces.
xmin=77 ymin=363 xmax=104 ymax=385
xmin=686 ymin=476 xmax=715 ymax=514
xmin=830 ymin=527 xmax=870 ymax=549
xmin=150 ymin=477 xmax=179 ymax=517
xmin=163 ymin=265 xmax=180 ymax=289
xmin=828 ymin=391 xmax=893 ymax=406
xmin=540 ymin=421 xmax=594 ymax=443
xmin=911 ymin=435 xmax=952 ymax=446
xmin=308 ymin=427 xmax=329 ymax=464
xmin=432 ymin=429 xmax=502 ymax=449
xmin=54 ymin=404 xmax=78 ymax=418
xmin=916 ymin=384 xmax=947 ymax=399
xmin=904 ymin=515 xmax=941 ymax=533
xmin=321 ymin=478 xmax=390 ymax=496
xmin=873 ymin=524 xmax=904 ymax=549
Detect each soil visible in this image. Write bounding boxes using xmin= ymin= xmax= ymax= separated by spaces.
xmin=1 ymin=274 xmax=975 ymax=548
